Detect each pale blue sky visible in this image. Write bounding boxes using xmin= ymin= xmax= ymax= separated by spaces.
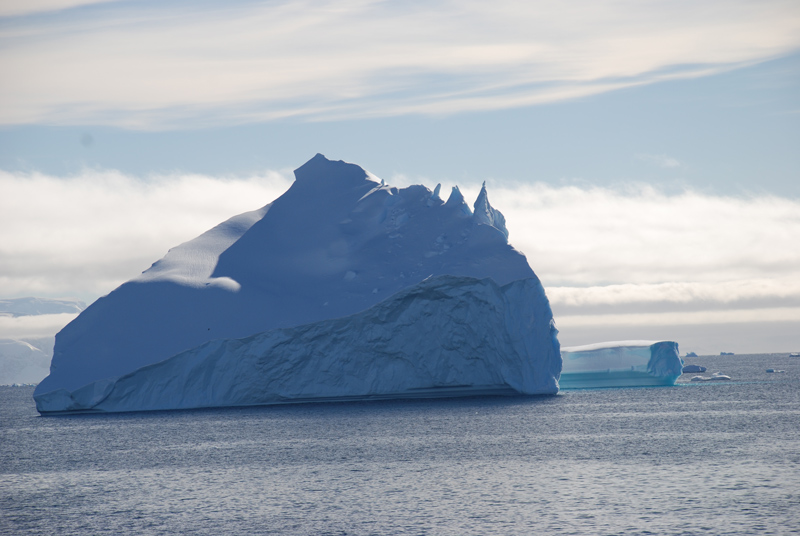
xmin=2 ymin=52 xmax=799 ymax=196
xmin=1 ymin=0 xmax=799 ymax=352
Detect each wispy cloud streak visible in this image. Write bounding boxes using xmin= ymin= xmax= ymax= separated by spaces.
xmin=1 ymin=0 xmax=798 ymax=127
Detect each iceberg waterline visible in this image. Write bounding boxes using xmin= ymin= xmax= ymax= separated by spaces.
xmin=35 ymin=154 xmax=562 ymax=413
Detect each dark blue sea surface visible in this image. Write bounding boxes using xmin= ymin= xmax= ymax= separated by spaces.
xmin=2 ymin=353 xmax=798 ymax=535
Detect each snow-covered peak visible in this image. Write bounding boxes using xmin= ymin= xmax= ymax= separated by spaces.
xmin=444 ymin=186 xmax=472 ymax=216
xmin=293 ymin=153 xmax=379 ymax=190
xmin=472 ymin=182 xmax=509 ymax=239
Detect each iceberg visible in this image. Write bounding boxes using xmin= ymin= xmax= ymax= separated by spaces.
xmin=559 ymin=340 xmax=682 ymax=389
xmin=34 ymin=154 xmax=561 ymax=413
xmin=682 ymin=364 xmax=706 ymax=373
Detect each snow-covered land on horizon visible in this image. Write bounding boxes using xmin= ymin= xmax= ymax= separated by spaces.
xmin=0 ymin=338 xmax=52 ymax=385
xmin=34 ymin=154 xmax=561 ymax=412
xmin=0 ymin=299 xmax=86 ymax=385
xmin=0 ymin=297 xmax=86 ymax=317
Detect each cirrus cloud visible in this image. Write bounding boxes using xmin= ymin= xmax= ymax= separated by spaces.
xmin=1 ymin=0 xmax=799 ymax=128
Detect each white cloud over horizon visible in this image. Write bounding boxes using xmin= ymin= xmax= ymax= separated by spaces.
xmin=0 ymin=312 xmax=79 ymax=339
xmin=493 ymin=184 xmax=800 ymax=282
xmin=2 ymin=166 xmax=799 ymax=352
xmin=1 ymin=0 xmax=799 ymax=128
xmin=3 ymin=167 xmax=800 ymax=320
xmin=0 ymin=168 xmax=294 ymax=300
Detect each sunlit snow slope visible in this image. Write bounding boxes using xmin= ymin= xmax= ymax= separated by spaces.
xmin=34 ymin=154 xmax=560 ymax=412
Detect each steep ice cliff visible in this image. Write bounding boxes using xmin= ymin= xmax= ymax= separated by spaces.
xmin=34 ymin=154 xmax=560 ymax=412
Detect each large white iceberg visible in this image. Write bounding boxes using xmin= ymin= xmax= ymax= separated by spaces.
xmin=559 ymin=340 xmax=682 ymax=388
xmin=34 ymin=154 xmax=561 ymax=413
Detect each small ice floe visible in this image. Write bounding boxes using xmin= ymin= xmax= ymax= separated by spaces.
xmin=766 ymin=369 xmax=786 ymax=373
xmin=683 ymin=364 xmax=706 ymax=373
xmin=691 ymin=372 xmax=731 ymax=382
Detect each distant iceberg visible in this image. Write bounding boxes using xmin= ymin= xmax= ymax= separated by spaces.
xmin=34 ymin=154 xmax=561 ymax=413
xmin=682 ymin=364 xmax=706 ymax=373
xmin=559 ymin=340 xmax=682 ymax=388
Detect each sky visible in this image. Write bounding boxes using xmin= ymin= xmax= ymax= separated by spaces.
xmin=1 ymin=0 xmax=799 ymax=354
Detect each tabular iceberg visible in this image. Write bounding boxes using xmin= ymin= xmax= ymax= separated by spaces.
xmin=34 ymin=154 xmax=561 ymax=413
xmin=559 ymin=340 xmax=682 ymax=389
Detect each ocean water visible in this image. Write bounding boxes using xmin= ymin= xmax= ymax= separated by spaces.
xmin=2 ymin=353 xmax=798 ymax=535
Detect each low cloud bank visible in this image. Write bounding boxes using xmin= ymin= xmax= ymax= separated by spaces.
xmin=0 ymin=313 xmax=79 ymax=339
xmin=485 ymin=183 xmax=800 ymax=287
xmin=0 ymin=169 xmax=292 ymax=300
xmin=2 ymin=168 xmax=799 ymax=351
